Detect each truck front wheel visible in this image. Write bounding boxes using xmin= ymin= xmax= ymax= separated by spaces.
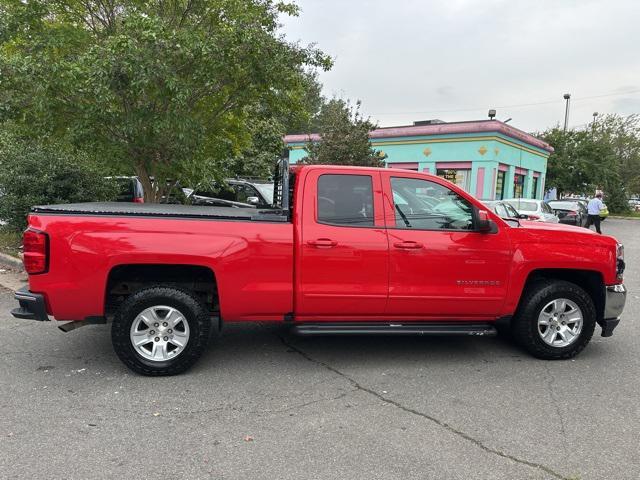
xmin=512 ymin=280 xmax=596 ymax=359
xmin=111 ymin=286 xmax=211 ymax=376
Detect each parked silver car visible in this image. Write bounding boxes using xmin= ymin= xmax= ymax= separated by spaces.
xmin=503 ymin=198 xmax=559 ymax=223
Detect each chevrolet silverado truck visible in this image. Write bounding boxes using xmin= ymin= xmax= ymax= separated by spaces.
xmin=11 ymin=163 xmax=627 ymax=375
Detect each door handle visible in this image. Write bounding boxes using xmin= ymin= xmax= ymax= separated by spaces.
xmin=307 ymin=238 xmax=338 ymax=248
xmin=393 ymin=241 xmax=423 ymax=250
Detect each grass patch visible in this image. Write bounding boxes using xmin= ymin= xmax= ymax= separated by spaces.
xmin=0 ymin=228 xmax=22 ymax=258
xmin=611 ymin=211 xmax=640 ymax=218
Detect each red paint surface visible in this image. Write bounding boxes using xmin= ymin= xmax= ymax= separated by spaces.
xmin=498 ymin=163 xmax=509 ymax=172
xmin=533 ymin=171 xmax=540 ymax=178
xmin=27 ymin=166 xmax=621 ymax=324
xmin=515 ymin=167 xmax=528 ymax=175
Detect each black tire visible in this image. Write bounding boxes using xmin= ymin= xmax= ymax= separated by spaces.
xmin=512 ymin=280 xmax=596 ymax=360
xmin=111 ymin=286 xmax=211 ymax=376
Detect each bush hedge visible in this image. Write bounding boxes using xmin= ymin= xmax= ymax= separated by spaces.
xmin=0 ymin=135 xmax=117 ymax=231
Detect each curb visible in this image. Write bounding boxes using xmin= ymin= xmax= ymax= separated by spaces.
xmin=0 ymin=251 xmax=23 ymax=271
xmin=609 ymin=216 xmax=640 ymax=220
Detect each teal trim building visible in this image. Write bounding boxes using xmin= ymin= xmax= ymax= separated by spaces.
xmin=284 ymin=120 xmax=553 ymax=200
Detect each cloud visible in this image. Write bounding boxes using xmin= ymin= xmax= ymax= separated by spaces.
xmin=282 ymin=0 xmax=640 ymax=132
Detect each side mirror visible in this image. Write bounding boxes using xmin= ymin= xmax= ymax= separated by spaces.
xmin=246 ymin=196 xmax=260 ymax=205
xmin=476 ymin=209 xmax=494 ymax=233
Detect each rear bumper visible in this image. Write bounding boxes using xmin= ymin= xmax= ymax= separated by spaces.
xmin=11 ymin=286 xmax=49 ymax=321
xmin=600 ymin=284 xmax=626 ymax=337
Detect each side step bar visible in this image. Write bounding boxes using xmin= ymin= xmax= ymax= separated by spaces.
xmin=293 ymin=322 xmax=497 ymax=337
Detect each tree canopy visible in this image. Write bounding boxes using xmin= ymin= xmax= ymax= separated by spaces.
xmin=0 ymin=0 xmax=331 ymax=201
xmin=540 ymin=114 xmax=640 ymax=212
xmin=302 ymin=99 xmax=385 ymax=167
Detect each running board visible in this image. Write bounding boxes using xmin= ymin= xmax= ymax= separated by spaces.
xmin=293 ymin=322 xmax=497 ymax=337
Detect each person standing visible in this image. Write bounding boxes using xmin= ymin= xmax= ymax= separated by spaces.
xmin=586 ymin=193 xmax=604 ymax=234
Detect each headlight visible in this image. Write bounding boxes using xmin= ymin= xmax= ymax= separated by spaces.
xmin=616 ymin=243 xmax=625 ymax=281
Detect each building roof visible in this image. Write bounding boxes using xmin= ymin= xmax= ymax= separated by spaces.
xmin=284 ymin=119 xmax=554 ymax=153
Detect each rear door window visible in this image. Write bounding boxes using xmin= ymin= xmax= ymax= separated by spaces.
xmin=317 ymin=174 xmax=374 ymax=227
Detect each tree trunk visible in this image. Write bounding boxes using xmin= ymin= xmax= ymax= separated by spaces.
xmin=134 ymin=162 xmax=157 ymax=203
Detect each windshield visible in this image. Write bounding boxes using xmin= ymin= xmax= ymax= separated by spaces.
xmin=505 ymin=200 xmax=538 ymax=212
xmin=548 ymin=201 xmax=579 ymax=210
xmin=504 ymin=203 xmax=520 ymax=218
xmin=254 ymin=183 xmax=274 ymax=204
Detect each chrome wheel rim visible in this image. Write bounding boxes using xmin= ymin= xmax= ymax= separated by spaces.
xmin=130 ymin=305 xmax=190 ymax=362
xmin=537 ymin=298 xmax=583 ymax=347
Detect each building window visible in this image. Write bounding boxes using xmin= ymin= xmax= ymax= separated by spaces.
xmin=514 ymin=173 xmax=526 ymax=198
xmin=531 ymin=176 xmax=539 ymax=199
xmin=495 ymin=170 xmax=506 ymax=200
xmin=436 ymin=169 xmax=471 ymax=192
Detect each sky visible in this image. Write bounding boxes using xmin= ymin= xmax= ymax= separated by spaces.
xmin=280 ymin=0 xmax=640 ymax=133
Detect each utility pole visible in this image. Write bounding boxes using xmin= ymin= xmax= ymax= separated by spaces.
xmin=592 ymin=112 xmax=598 ymax=132
xmin=563 ymin=93 xmax=571 ymax=131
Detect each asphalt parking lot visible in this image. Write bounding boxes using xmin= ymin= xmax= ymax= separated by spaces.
xmin=0 ymin=218 xmax=638 ymax=480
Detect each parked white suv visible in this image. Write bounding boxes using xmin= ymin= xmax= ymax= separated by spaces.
xmin=503 ymin=198 xmax=559 ymax=223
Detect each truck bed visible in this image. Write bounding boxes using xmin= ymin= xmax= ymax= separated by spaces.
xmin=32 ymin=202 xmax=288 ymax=222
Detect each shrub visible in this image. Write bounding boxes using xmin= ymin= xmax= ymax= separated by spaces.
xmin=0 ymin=135 xmax=117 ymax=231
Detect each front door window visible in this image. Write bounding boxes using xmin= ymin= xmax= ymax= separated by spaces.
xmin=391 ymin=177 xmax=474 ymax=230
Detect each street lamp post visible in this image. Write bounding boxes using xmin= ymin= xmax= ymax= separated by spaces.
xmin=563 ymin=93 xmax=571 ymax=131
xmin=592 ymin=112 xmax=598 ymax=132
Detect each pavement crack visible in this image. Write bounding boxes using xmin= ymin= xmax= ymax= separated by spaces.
xmin=544 ymin=364 xmax=569 ymax=452
xmin=277 ymin=333 xmax=570 ymax=480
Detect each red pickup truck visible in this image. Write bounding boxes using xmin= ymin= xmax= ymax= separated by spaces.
xmin=12 ymin=164 xmax=627 ymax=375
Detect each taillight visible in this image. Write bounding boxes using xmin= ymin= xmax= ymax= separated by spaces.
xmin=616 ymin=243 xmax=625 ymax=281
xmin=23 ymin=229 xmax=48 ymax=274
xmin=133 ymin=197 xmax=144 ymax=203
xmin=528 ymin=214 xmax=540 ymax=220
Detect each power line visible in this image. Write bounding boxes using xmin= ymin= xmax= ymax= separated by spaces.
xmin=371 ymin=89 xmax=640 ymax=116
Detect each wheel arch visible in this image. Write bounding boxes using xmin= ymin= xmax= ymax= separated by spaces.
xmin=105 ymin=263 xmax=220 ymax=327
xmin=518 ymin=268 xmax=605 ymax=322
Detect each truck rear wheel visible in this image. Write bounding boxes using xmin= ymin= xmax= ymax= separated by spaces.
xmin=512 ymin=280 xmax=596 ymax=359
xmin=111 ymin=286 xmax=211 ymax=376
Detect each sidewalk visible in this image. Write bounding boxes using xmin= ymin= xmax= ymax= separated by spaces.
xmin=0 ymin=252 xmax=25 ymax=291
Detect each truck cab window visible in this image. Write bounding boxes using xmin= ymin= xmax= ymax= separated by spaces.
xmin=317 ymin=174 xmax=374 ymax=226
xmin=391 ymin=177 xmax=473 ymax=230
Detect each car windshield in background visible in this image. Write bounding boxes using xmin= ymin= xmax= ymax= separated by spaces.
xmin=504 ymin=203 xmax=521 ymax=218
xmin=548 ymin=201 xmax=579 ymax=210
xmin=254 ymin=183 xmax=274 ymax=204
xmin=505 ymin=200 xmax=538 ymax=212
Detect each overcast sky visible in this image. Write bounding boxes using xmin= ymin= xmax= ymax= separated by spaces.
xmin=280 ymin=0 xmax=640 ymax=133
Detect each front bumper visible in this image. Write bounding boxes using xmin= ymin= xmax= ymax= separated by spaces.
xmin=600 ymin=284 xmax=626 ymax=337
xmin=11 ymin=286 xmax=49 ymax=321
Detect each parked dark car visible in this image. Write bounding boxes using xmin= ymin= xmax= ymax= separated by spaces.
xmin=548 ymin=200 xmax=588 ymax=227
xmin=186 ymin=179 xmax=274 ymax=208
xmin=107 ymin=176 xmax=144 ymax=203
xmin=482 ymin=200 xmax=528 ymax=221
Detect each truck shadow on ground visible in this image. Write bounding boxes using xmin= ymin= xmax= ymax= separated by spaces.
xmin=43 ymin=320 xmax=609 ymax=375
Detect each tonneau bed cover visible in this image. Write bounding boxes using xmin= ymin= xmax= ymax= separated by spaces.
xmin=31 ymin=202 xmax=289 ymax=222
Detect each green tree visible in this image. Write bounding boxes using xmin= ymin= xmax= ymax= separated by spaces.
xmin=302 ymin=99 xmax=385 ymax=167
xmin=540 ymin=115 xmax=640 ymax=212
xmin=0 ymin=0 xmax=331 ymax=201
